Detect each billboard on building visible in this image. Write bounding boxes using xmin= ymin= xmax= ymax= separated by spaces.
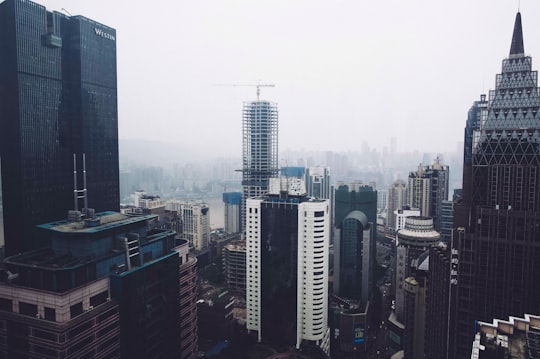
xmin=354 ymin=324 xmax=365 ymax=344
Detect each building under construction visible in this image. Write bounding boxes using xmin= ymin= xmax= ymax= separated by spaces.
xmin=241 ymin=100 xmax=278 ymax=232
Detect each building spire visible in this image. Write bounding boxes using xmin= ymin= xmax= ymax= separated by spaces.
xmin=509 ymin=12 xmax=524 ymax=56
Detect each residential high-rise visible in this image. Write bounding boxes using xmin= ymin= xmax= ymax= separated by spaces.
xmin=387 ymin=179 xmax=408 ymax=233
xmin=241 ymin=100 xmax=278 ymax=232
xmin=377 ymin=189 xmax=387 ymax=214
xmin=223 ymin=192 xmax=242 ymax=234
xmin=223 ymin=239 xmax=246 ymax=293
xmin=0 ymin=0 xmax=120 ymax=256
xmin=182 ymin=201 xmax=210 ymax=252
xmin=407 ymin=159 xmax=449 ymax=231
xmin=176 ymin=239 xmax=199 ymax=359
xmin=246 ymin=177 xmax=330 ymax=354
xmin=452 ymin=12 xmax=540 ymax=358
xmin=305 ymin=166 xmax=331 ymax=199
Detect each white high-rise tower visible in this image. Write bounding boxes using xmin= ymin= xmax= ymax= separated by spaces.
xmin=246 ymin=176 xmax=330 ymax=354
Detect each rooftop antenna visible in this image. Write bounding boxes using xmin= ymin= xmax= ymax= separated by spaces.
xmin=61 ymin=8 xmax=72 ymax=16
xmin=73 ymin=153 xmax=88 ymax=215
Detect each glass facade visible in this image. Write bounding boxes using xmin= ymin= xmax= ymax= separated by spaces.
xmin=452 ymin=13 xmax=540 ymax=358
xmin=260 ymin=202 xmax=298 ymax=347
xmin=338 ymin=212 xmax=368 ymax=300
xmin=111 ymin=253 xmax=181 ymax=359
xmin=0 ymin=0 xmax=119 ymax=256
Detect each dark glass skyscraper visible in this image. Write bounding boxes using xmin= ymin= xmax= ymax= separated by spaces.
xmin=452 ymin=12 xmax=540 ymax=358
xmin=0 ymin=0 xmax=119 ymax=256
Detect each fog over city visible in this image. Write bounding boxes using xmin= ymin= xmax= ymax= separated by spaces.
xmin=36 ymin=0 xmax=540 ymax=159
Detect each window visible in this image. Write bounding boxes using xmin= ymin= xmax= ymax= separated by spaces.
xmin=70 ymin=302 xmax=83 ymax=319
xmin=44 ymin=307 xmax=56 ymax=321
xmin=19 ymin=302 xmax=37 ymax=317
xmin=0 ymin=298 xmax=12 ymax=312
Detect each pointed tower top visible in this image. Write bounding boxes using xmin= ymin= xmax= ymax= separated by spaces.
xmin=509 ymin=12 xmax=524 ymax=56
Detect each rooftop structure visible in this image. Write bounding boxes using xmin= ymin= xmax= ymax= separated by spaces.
xmin=0 ymin=210 xmax=183 ymax=358
xmin=471 ymin=314 xmax=540 ymax=359
xmin=395 ymin=217 xmax=439 ymax=322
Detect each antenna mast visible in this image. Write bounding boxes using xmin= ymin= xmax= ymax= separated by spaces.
xmin=73 ymin=153 xmax=88 ymax=214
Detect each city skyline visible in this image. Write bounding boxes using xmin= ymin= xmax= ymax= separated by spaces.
xmin=32 ymin=0 xmax=540 ymax=158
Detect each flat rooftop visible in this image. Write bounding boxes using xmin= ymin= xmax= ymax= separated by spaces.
xmin=37 ymin=211 xmax=156 ymax=234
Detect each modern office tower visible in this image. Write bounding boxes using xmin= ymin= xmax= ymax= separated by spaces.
xmin=176 ymin=239 xmax=199 ymax=359
xmin=424 ymin=244 xmax=452 ymax=359
xmin=403 ymin=252 xmax=429 ymax=359
xmin=407 ymin=159 xmax=449 ymax=231
xmin=334 ymin=211 xmax=374 ymax=304
xmin=334 ymin=184 xmax=377 ymax=229
xmin=223 ymin=239 xmax=246 ymax=293
xmin=331 ymin=210 xmax=374 ymax=358
xmin=387 ymin=180 xmax=407 ymax=233
xmin=306 ymin=166 xmax=331 ymax=199
xmin=0 ymin=211 xmax=183 ymax=358
xmin=223 ymin=192 xmax=242 ymax=234
xmin=452 ymin=12 xmax=540 ymax=358
xmin=439 ymin=200 xmax=453 ymax=243
xmin=246 ymin=177 xmax=330 ymax=354
xmin=241 ymin=100 xmax=278 ymax=233
xmin=395 ymin=217 xmax=439 ymax=322
xmin=0 ymin=0 xmax=120 ymax=256
xmin=462 ymin=95 xmax=488 ymax=204
xmin=470 ymin=314 xmax=540 ymax=358
xmin=182 ymin=202 xmax=210 ymax=251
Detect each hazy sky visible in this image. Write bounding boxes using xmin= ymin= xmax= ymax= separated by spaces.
xmin=37 ymin=0 xmax=540 ymax=158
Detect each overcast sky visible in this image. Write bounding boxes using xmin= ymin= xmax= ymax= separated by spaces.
xmin=37 ymin=0 xmax=540 ymax=158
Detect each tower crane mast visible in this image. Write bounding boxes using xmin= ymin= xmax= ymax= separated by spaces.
xmin=215 ymin=82 xmax=275 ymax=101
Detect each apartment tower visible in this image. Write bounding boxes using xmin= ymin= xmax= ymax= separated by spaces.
xmin=387 ymin=179 xmax=408 ymax=233
xmin=407 ymin=159 xmax=449 ymax=231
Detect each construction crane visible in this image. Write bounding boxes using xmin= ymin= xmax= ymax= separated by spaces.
xmin=214 ymin=82 xmax=275 ymax=101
